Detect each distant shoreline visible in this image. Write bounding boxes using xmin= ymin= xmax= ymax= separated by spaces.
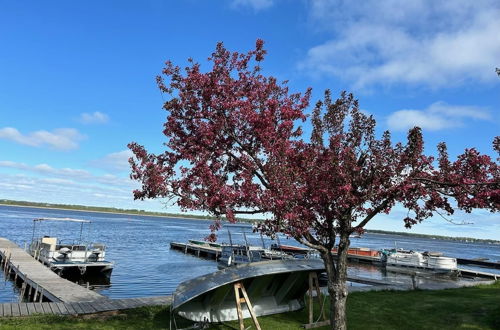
xmin=1 ymin=199 xmax=498 ymax=244
xmin=0 ymin=200 xmax=213 ymax=221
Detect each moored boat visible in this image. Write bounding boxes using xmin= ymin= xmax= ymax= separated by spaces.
xmin=28 ymin=217 xmax=114 ymax=280
xmin=382 ymin=249 xmax=457 ymax=274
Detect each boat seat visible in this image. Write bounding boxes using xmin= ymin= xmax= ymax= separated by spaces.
xmin=41 ymin=237 xmax=57 ymax=251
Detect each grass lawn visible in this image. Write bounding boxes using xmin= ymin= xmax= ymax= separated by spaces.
xmin=0 ymin=282 xmax=498 ymax=330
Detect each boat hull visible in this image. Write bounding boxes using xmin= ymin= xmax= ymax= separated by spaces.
xmin=173 ymin=259 xmax=325 ymax=322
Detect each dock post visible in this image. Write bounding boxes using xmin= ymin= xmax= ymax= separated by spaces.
xmin=33 ymin=284 xmax=39 ymax=302
xmin=14 ymin=264 xmax=19 ymax=283
xmin=38 ymin=287 xmax=44 ymax=303
xmin=19 ymin=281 xmax=27 ymax=303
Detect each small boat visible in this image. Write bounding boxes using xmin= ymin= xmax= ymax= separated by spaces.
xmin=173 ymin=259 xmax=325 ymax=323
xmin=332 ymin=247 xmax=380 ymax=258
xmin=270 ymin=243 xmax=314 ymax=256
xmin=28 ymin=217 xmax=114 ymax=280
xmin=382 ymin=249 xmax=457 ymax=274
xmin=217 ymin=224 xmax=291 ymax=268
xmin=188 ymin=239 xmax=222 ymax=248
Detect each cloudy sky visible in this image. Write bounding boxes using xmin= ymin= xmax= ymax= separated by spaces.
xmin=1 ymin=0 xmax=499 ymax=238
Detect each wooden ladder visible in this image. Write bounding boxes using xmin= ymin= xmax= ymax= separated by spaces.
xmin=304 ymin=272 xmax=330 ymax=329
xmin=234 ymin=282 xmax=261 ymax=330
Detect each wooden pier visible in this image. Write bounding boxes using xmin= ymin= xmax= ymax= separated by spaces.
xmin=0 ymin=238 xmax=104 ymax=303
xmin=0 ymin=237 xmax=174 ymax=318
xmin=457 ymin=258 xmax=500 ymax=269
xmin=170 ymin=241 xmax=221 ymax=260
xmin=0 ymin=296 xmax=172 ymax=317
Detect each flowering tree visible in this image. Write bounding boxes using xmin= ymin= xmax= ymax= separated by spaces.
xmin=128 ymin=40 xmax=499 ymax=329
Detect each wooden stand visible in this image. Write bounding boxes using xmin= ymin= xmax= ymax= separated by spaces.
xmin=303 ymin=272 xmax=330 ymax=329
xmin=234 ymin=282 xmax=261 ymax=330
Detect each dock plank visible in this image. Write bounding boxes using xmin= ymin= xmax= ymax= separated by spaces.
xmin=64 ymin=303 xmax=78 ymax=315
xmin=26 ymin=303 xmax=37 ymax=315
xmin=10 ymin=303 xmax=20 ymax=317
xmin=18 ymin=303 xmax=29 ymax=316
xmin=3 ymin=304 xmax=12 ymax=317
xmin=78 ymin=302 xmax=97 ymax=314
xmin=47 ymin=303 xmax=59 ymax=314
xmin=69 ymin=302 xmax=84 ymax=314
xmin=33 ymin=303 xmax=43 ymax=314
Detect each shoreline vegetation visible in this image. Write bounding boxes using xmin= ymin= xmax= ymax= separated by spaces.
xmin=0 ymin=282 xmax=498 ymax=329
xmin=1 ymin=199 xmax=498 ymax=245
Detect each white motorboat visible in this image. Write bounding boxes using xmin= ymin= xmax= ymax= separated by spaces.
xmin=383 ymin=249 xmax=457 ymax=274
xmin=28 ymin=217 xmax=114 ymax=280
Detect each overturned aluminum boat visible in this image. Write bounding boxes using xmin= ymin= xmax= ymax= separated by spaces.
xmin=173 ymin=259 xmax=325 ymax=322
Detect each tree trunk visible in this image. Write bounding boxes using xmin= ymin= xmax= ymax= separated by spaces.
xmin=321 ymin=232 xmax=350 ymax=330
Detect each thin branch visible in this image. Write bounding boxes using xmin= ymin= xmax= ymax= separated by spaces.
xmin=434 ymin=209 xmax=474 ymax=225
xmin=353 ymin=199 xmax=391 ymax=231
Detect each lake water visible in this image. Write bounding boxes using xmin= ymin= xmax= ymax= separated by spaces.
xmin=1 ymin=205 xmax=498 ymax=303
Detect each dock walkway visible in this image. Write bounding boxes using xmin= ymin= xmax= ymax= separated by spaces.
xmin=0 ymin=296 xmax=172 ymax=317
xmin=0 ymin=237 xmax=104 ymax=303
xmin=1 ymin=237 xmax=174 ymax=318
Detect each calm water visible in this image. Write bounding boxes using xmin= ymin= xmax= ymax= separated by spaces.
xmin=1 ymin=205 xmax=499 ymax=302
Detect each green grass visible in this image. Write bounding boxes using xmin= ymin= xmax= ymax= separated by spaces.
xmin=0 ymin=282 xmax=498 ymax=329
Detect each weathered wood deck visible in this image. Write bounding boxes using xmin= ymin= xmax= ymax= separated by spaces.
xmin=0 ymin=296 xmax=172 ymax=317
xmin=0 ymin=238 xmax=104 ymax=303
xmin=0 ymin=237 xmax=174 ymax=318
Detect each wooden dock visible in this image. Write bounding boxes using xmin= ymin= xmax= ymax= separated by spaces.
xmin=0 ymin=238 xmax=104 ymax=303
xmin=457 ymin=258 xmax=500 ymax=269
xmin=0 ymin=296 xmax=172 ymax=317
xmin=170 ymin=241 xmax=382 ymax=264
xmin=170 ymin=241 xmax=221 ymax=260
xmin=1 ymin=237 xmax=174 ymax=318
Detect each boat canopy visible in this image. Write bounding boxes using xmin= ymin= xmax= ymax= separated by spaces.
xmin=33 ymin=217 xmax=91 ymax=223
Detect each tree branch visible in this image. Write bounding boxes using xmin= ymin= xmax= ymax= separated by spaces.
xmin=352 ymin=199 xmax=391 ymax=232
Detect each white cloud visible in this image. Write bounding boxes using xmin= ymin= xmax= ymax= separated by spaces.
xmin=231 ymin=0 xmax=274 ymax=11
xmin=301 ymin=0 xmax=500 ymax=89
xmin=387 ymin=101 xmax=490 ymax=131
xmin=90 ymin=150 xmax=133 ymax=173
xmin=79 ymin=111 xmax=109 ymax=124
xmin=0 ymin=160 xmax=133 ymax=189
xmin=0 ymin=172 xmax=169 ymax=213
xmin=0 ymin=127 xmax=85 ymax=150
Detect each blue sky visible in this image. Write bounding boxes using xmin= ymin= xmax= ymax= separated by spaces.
xmin=0 ymin=0 xmax=499 ymax=239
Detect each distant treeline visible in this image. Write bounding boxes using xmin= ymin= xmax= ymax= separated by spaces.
xmin=1 ymin=199 xmax=497 ymax=244
xmin=366 ymin=229 xmax=500 ymax=245
xmin=0 ymin=199 xmax=217 ymax=221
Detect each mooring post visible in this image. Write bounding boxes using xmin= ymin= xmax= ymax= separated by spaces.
xmin=19 ymin=281 xmax=27 ymax=303
xmin=38 ymin=287 xmax=44 ymax=303
xmin=27 ymin=279 xmax=33 ymax=302
xmin=33 ymin=283 xmax=39 ymax=302
xmin=14 ymin=264 xmax=19 ymax=283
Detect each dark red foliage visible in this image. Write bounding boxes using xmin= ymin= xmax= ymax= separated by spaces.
xmin=129 ymin=40 xmax=499 ymax=246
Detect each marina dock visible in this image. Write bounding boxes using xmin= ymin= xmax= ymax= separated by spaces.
xmin=170 ymin=241 xmax=500 ymax=280
xmin=0 ymin=296 xmax=172 ymax=317
xmin=0 ymin=238 xmax=104 ymax=303
xmin=0 ymin=237 xmax=173 ymax=318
